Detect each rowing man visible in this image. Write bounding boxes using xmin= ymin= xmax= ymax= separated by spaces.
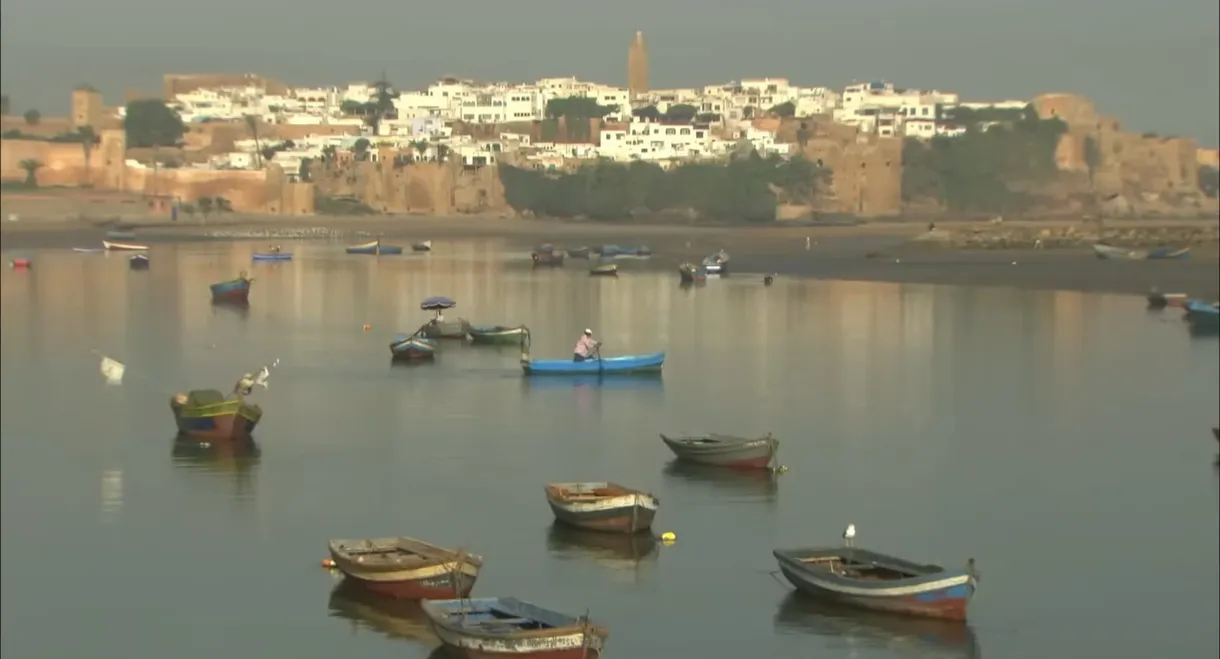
xmin=573 ymin=329 xmax=600 ymax=362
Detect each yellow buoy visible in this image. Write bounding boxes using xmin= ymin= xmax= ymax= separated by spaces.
xmin=362 ymin=323 xmax=372 ymax=331
xmin=660 ymin=531 xmax=676 ymax=543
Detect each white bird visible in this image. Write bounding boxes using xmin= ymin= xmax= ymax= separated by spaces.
xmin=100 ymin=356 xmax=125 ymax=386
xmin=842 ymin=523 xmax=857 ymax=547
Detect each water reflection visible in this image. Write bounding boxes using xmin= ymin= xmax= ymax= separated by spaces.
xmin=210 ymin=300 xmax=250 ymax=318
xmin=170 ymin=436 xmax=261 ymax=499
xmin=661 ymin=461 xmax=779 ymax=502
xmin=545 ymin=523 xmax=660 ymax=581
xmin=519 ymin=374 xmax=665 ymax=393
xmin=327 ymin=581 xmax=437 ymax=645
xmin=774 ymin=593 xmax=982 ymax=659
xmin=100 ymin=468 xmax=124 ymax=524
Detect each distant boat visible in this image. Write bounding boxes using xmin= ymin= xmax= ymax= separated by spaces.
xmin=566 ymin=246 xmax=592 ymax=259
xmin=773 ymin=544 xmax=979 ymax=621
xmin=105 ymin=231 xmax=137 ymax=241
xmin=412 ymin=240 xmax=433 ymax=252
xmin=1184 ymin=299 xmax=1220 ymax=331
xmin=589 ymin=262 xmax=618 ymax=276
xmin=420 ymin=597 xmax=608 ymax=659
xmin=390 ymin=335 xmax=438 ymax=361
xmin=327 ymin=537 xmax=482 ymax=599
xmin=521 ymin=352 xmax=665 ymax=376
xmin=592 ymin=244 xmax=624 ymax=257
xmin=170 ymin=389 xmax=262 ymax=440
xmin=532 ymin=248 xmax=565 ymax=266
xmin=103 ymin=240 xmax=149 ymax=251
xmin=659 ymin=433 xmax=779 ymax=469
xmin=10 ymin=258 xmax=32 ymax=269
xmin=1146 ymin=246 xmax=1191 ymax=260
xmin=1146 ymin=290 xmax=1188 ymax=308
xmin=678 ymin=263 xmax=705 ymax=283
xmin=1095 ymin=243 xmax=1191 ymax=260
xmin=702 ymin=249 xmax=729 ymax=274
xmin=73 ymin=247 xmax=104 ymax=253
xmin=545 ymin=482 xmax=659 ymax=534
xmin=210 ymin=276 xmax=252 ymax=304
xmin=468 ymin=324 xmax=529 ymax=345
xmin=252 ymin=252 xmax=293 ymax=261
xmin=346 ymin=240 xmax=403 ymax=255
xmin=128 ymin=254 xmax=150 ymax=270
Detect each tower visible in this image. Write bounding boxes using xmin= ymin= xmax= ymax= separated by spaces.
xmin=72 ymin=86 xmax=104 ymax=129
xmin=627 ymin=31 xmax=649 ymax=99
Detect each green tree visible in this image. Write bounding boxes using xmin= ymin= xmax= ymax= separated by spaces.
xmin=297 ymin=158 xmax=312 ymax=182
xmin=23 ymin=109 xmax=40 ymax=126
xmin=365 ymin=72 xmax=399 ymax=135
xmin=321 ymin=145 xmax=337 ymax=163
xmin=76 ymin=126 xmax=99 ymax=185
xmin=244 ymin=115 xmax=264 ymax=168
xmin=124 ymin=99 xmax=186 ymax=148
xmin=410 ymin=140 xmax=429 ymax=161
xmin=545 ymin=97 xmax=615 ymax=120
xmin=663 ymin=104 xmax=698 ymax=122
xmin=632 ymin=105 xmax=661 ymax=121
xmin=352 ymin=138 xmax=371 ymax=161
xmin=197 ymin=196 xmax=213 ymax=217
xmin=768 ymin=101 xmax=796 ymax=117
xmin=340 ymin=100 xmax=366 ymax=116
xmin=18 ymin=159 xmax=43 ymax=187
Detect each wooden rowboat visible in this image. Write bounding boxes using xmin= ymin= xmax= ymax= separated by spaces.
xmin=102 ymin=240 xmax=150 ymax=251
xmin=420 ymin=597 xmax=608 ymax=659
xmin=327 ymin=536 xmax=482 ymax=599
xmin=589 ymin=263 xmax=618 ymax=276
xmin=545 ymin=482 xmax=658 ymax=534
xmin=469 ymin=324 xmax=529 ymax=345
xmin=659 ymin=432 xmax=779 ymax=469
xmin=170 ymin=389 xmax=262 ymax=440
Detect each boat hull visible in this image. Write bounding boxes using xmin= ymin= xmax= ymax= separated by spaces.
xmin=469 ymin=326 xmax=528 ymax=345
xmin=252 ymin=253 xmax=293 ymax=261
xmin=390 ymin=337 xmax=437 ymax=361
xmin=209 ymin=279 xmax=252 ymax=304
xmin=430 ymin=628 xmax=602 ymax=659
xmin=421 ymin=318 xmax=472 ymax=340
xmin=546 ymin=489 xmax=658 ymax=534
xmin=589 ymin=265 xmax=617 ymax=276
xmin=1147 ymin=246 xmax=1190 ymax=259
xmin=774 ymin=548 xmax=975 ymax=621
xmin=566 ymin=247 xmax=591 ymax=259
xmin=170 ymin=396 xmax=261 ymax=441
xmin=420 ymin=598 xmax=607 ymax=659
xmin=532 ymin=252 xmax=565 ymax=267
xmin=347 ymin=241 xmax=404 ymax=255
xmin=1147 ymin=292 xmax=1188 ymax=308
xmin=523 ymin=352 xmax=664 ymax=376
xmin=660 ymin=434 xmax=778 ymax=469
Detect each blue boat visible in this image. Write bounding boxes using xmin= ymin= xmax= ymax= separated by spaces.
xmin=522 ymin=351 xmax=665 ymax=376
xmin=1184 ymin=299 xmax=1219 ymax=317
xmin=253 ymin=252 xmax=293 ymax=261
xmin=1184 ymin=299 xmax=1219 ymax=333
xmin=774 ymin=542 xmax=979 ymax=621
xmin=346 ymin=240 xmax=404 ymax=255
xmin=210 ymin=276 xmax=252 ymax=304
xmin=390 ymin=335 xmax=438 ymax=361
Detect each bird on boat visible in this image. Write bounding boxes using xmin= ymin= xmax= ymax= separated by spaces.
xmin=842 ymin=523 xmax=856 ymax=547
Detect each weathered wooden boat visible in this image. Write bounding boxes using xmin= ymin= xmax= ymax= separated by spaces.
xmin=328 ymin=581 xmax=437 ymax=643
xmin=589 ymin=263 xmax=618 ymax=276
xmin=773 ymin=543 xmax=979 ymax=621
xmin=105 ymin=230 xmax=137 ymax=241
xmin=545 ymin=482 xmax=658 ymax=534
xmin=328 ymin=537 xmax=482 ymax=599
xmin=659 ymin=432 xmax=779 ymax=469
xmin=566 ymin=246 xmax=591 ymax=259
xmin=521 ymin=351 xmax=665 ymax=376
xmin=412 ymin=240 xmax=433 ymax=252
xmin=420 ymin=318 xmax=472 ymax=339
xmin=532 ymin=249 xmax=565 ymax=266
xmin=128 ymin=254 xmax=150 ymax=270
xmin=420 ymin=597 xmax=608 ymax=659
xmin=209 ymin=276 xmax=252 ymax=304
xmin=102 ymin=240 xmax=150 ymax=251
xmin=1147 ymin=290 xmax=1188 ymax=308
xmin=252 ymin=252 xmax=293 ymax=261
xmin=346 ymin=240 xmax=404 ymax=255
xmin=469 ymin=324 xmax=529 ymax=345
xmin=1146 ymin=246 xmax=1191 ymax=259
xmin=170 ymin=389 xmax=262 ymax=440
xmin=390 ymin=335 xmax=438 ymax=361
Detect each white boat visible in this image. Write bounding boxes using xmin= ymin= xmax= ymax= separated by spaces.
xmin=102 ymin=240 xmax=150 ymax=251
xmin=702 ymin=249 xmax=729 ymax=275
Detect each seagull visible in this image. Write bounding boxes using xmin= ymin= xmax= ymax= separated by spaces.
xmin=842 ymin=523 xmax=856 ymax=547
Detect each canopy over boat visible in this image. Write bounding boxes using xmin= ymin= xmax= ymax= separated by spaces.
xmin=420 ymin=296 xmax=457 ymax=310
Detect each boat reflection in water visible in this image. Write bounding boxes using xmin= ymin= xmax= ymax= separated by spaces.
xmin=520 ymin=372 xmax=664 ymax=393
xmin=170 ymin=436 xmax=261 ymax=498
xmin=327 ymin=581 xmax=438 ymax=645
xmin=661 ymin=460 xmax=779 ymax=502
xmin=545 ymin=523 xmax=660 ymax=582
xmin=774 ymin=593 xmax=981 ymax=659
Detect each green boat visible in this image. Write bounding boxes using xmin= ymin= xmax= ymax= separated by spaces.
xmin=469 ymin=324 xmax=529 ymax=345
xmin=590 ymin=263 xmax=618 ymax=276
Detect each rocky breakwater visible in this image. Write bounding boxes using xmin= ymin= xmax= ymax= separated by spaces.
xmin=903 ymin=222 xmax=1220 ymax=251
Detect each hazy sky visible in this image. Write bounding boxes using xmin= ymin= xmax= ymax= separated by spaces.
xmin=2 ymin=0 xmax=1217 ymax=144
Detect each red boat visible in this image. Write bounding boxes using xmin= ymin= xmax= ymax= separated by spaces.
xmin=10 ymin=258 xmax=31 ymax=269
xmin=327 ymin=537 xmax=482 ymax=599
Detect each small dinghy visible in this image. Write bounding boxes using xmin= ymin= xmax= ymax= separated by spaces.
xmin=659 ymin=432 xmax=779 ymax=469
xmin=420 ymin=597 xmax=608 ymax=658
xmin=129 ymin=254 xmax=150 ymax=270
xmin=327 ymin=536 xmax=482 ymax=599
xmin=412 ymin=240 xmax=433 ymax=252
xmin=545 ymin=482 xmax=659 ymax=534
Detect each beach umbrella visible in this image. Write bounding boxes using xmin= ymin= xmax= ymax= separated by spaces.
xmin=420 ymin=296 xmax=457 ymax=311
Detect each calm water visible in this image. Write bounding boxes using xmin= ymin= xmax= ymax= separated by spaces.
xmin=2 ymin=240 xmax=1217 ymax=659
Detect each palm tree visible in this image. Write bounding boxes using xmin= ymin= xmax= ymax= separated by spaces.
xmin=18 ymin=159 xmax=43 ymax=187
xmin=244 ymin=114 xmax=263 ymax=168
xmin=77 ymin=126 xmax=99 ymax=186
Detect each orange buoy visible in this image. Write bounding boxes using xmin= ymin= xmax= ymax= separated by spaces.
xmin=321 ymin=558 xmax=337 ymax=569
xmin=362 ymin=323 xmax=372 ymax=332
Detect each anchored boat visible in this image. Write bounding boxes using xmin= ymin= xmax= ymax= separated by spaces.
xmin=170 ymin=389 xmax=262 ymax=440
xmin=327 ymin=537 xmax=482 ymax=599
xmin=209 ymin=275 xmax=253 ymax=304
xmin=469 ymin=324 xmax=529 ymax=345
xmin=545 ymin=482 xmax=658 ymax=534
xmin=420 ymin=597 xmax=608 ymax=659
xmin=659 ymin=432 xmax=779 ymax=469
xmin=390 ymin=335 xmax=438 ymax=361
xmin=128 ymin=254 xmax=150 ymax=270
xmin=103 ymin=240 xmax=150 ymax=251
xmin=347 ymin=240 xmax=404 ymax=255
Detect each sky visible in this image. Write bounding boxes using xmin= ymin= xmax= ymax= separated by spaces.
xmin=2 ymin=0 xmax=1217 ymax=145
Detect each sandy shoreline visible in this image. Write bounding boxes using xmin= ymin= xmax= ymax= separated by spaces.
xmin=3 ymin=213 xmax=1217 ymax=298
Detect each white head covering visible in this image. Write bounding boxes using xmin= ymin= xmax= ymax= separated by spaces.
xmin=584 ymin=328 xmax=593 ymax=335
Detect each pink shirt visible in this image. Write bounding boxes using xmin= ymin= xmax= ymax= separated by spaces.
xmin=574 ymin=335 xmax=598 ymax=357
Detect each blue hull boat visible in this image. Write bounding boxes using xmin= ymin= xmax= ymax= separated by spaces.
xmin=252 ymin=252 xmax=293 ymax=261
xmin=390 ymin=335 xmax=438 ymax=361
xmin=210 ymin=278 xmax=252 ymax=304
xmin=522 ymin=351 xmax=665 ymax=376
xmin=1184 ymin=299 xmax=1219 ymax=331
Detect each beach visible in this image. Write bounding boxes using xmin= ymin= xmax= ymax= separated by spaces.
xmin=3 ymin=196 xmax=1218 ymax=298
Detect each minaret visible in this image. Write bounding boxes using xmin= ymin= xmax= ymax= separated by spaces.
xmin=627 ymin=31 xmax=649 ymax=100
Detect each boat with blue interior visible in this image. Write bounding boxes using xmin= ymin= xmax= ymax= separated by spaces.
xmin=389 ymin=335 xmax=438 ymax=361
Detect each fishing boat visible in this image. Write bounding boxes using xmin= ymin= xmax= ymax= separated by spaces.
xmin=252 ymin=252 xmax=293 ymax=261
xmin=103 ymin=240 xmax=150 ymax=251
xmin=521 ymin=350 xmax=665 ymax=376
xmin=631 ymin=246 xmax=652 ymax=256
xmin=702 ymin=249 xmax=729 ymax=274
xmin=659 ymin=432 xmax=779 ymax=469
xmin=412 ymin=240 xmax=433 ymax=252
xmin=589 ymin=262 xmax=618 ymax=276
xmin=1146 ymin=290 xmax=1188 ymax=308
xmin=327 ymin=581 xmax=437 ymax=643
xmin=591 ymin=245 xmax=624 ymax=257
xmin=209 ymin=276 xmax=253 ymax=304
xmin=390 ymin=335 xmax=438 ymax=361
xmin=545 ymin=482 xmax=658 ymax=534
xmin=346 ymin=240 xmax=404 ymax=255
xmin=418 ymin=296 xmax=471 ymax=339
xmin=128 ymin=254 xmax=150 ymax=270
xmin=532 ymin=248 xmax=565 ymax=266
xmin=566 ymin=246 xmax=591 ymax=259
xmin=678 ymin=263 xmax=706 ymax=283
xmin=773 ymin=536 xmax=979 ymax=621
xmin=420 ymin=597 xmax=608 ymax=659
xmin=105 ymin=230 xmax=137 ymax=241
xmin=327 ymin=537 xmax=482 ymax=599
xmin=469 ymin=324 xmax=529 ymax=345
xmin=170 ymin=389 xmax=262 ymax=440
xmin=1146 ymin=246 xmax=1191 ymax=259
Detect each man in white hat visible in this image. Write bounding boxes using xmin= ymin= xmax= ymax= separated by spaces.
xmin=572 ymin=328 xmax=600 ymax=362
